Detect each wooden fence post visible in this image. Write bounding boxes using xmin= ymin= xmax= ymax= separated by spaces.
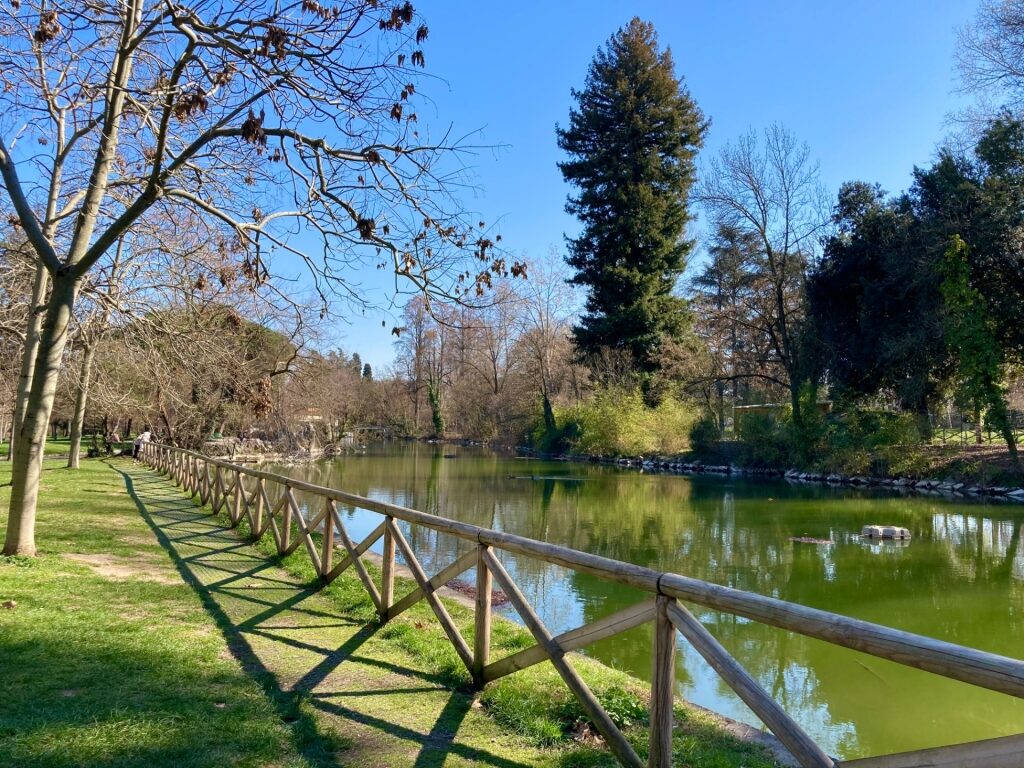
xmin=473 ymin=544 xmax=492 ymax=687
xmin=201 ymin=460 xmax=211 ymax=505
xmin=212 ymin=465 xmax=222 ymax=513
xmin=649 ymin=594 xmax=675 ymax=768
xmin=231 ymin=469 xmax=242 ymax=527
xmin=280 ymin=484 xmax=292 ymax=555
xmin=254 ymin=478 xmax=265 ymax=539
xmin=380 ymin=517 xmax=395 ymax=619
xmin=321 ymin=498 xmax=334 ymax=579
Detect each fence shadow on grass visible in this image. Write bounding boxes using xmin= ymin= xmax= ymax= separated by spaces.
xmin=112 ymin=461 xmax=534 ymax=768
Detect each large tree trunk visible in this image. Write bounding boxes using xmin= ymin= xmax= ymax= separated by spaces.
xmin=7 ymin=264 xmax=49 ymax=462
xmin=3 ymin=275 xmax=79 ymax=556
xmin=67 ymin=343 xmax=97 ymax=469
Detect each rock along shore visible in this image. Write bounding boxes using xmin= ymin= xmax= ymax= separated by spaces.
xmin=519 ymin=450 xmax=1024 ymax=503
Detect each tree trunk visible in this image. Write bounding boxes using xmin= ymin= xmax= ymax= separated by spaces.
xmin=915 ymin=402 xmax=933 ymax=442
xmin=427 ymin=380 xmax=444 ymax=437
xmin=789 ymin=381 xmax=802 ymax=425
xmin=7 ymin=264 xmax=50 ymax=462
xmin=67 ymin=343 xmax=97 ymax=469
xmin=3 ymin=275 xmax=79 ymax=556
xmin=542 ymin=389 xmax=556 ymax=432
xmin=974 ymin=406 xmax=984 ymax=445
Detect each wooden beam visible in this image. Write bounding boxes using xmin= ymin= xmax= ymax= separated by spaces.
xmin=838 ymin=733 xmax=1024 ymax=768
xmin=666 ymin=600 xmax=834 ymax=768
xmin=482 ymin=548 xmax=643 ymax=768
xmin=329 ymin=500 xmax=382 ymax=610
xmin=483 ymin=599 xmax=656 ymax=683
xmin=382 ymin=548 xmax=476 ymax=622
xmin=388 ymin=519 xmax=475 ymax=673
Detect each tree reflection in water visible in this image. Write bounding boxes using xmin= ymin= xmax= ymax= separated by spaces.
xmin=272 ymin=442 xmax=1024 ymax=760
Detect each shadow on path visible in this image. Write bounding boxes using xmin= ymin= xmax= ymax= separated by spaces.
xmin=111 ymin=461 xmax=538 ymax=768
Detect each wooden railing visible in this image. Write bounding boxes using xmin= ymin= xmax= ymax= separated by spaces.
xmin=141 ymin=443 xmax=1024 ymax=768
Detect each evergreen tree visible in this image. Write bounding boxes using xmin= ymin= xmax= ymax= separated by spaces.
xmin=940 ymin=236 xmax=1019 ymax=465
xmin=362 ymin=363 xmax=373 ymax=380
xmin=557 ymin=18 xmax=706 ymax=376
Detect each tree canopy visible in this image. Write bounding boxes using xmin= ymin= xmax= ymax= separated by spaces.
xmin=557 ymin=17 xmax=706 ymax=377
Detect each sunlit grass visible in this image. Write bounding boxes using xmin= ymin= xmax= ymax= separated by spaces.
xmin=0 ymin=459 xmax=784 ymax=767
xmin=0 ymin=438 xmax=74 ymax=456
xmin=257 ymin=510 xmax=781 ymax=767
xmin=0 ymin=459 xmax=342 ymax=768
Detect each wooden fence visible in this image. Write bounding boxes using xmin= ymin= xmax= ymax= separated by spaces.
xmin=141 ymin=443 xmax=1024 ymax=768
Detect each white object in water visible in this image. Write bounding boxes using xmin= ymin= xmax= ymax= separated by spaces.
xmin=861 ymin=525 xmax=911 ymax=540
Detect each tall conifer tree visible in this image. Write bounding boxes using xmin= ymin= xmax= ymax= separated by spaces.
xmin=557 ymin=18 xmax=706 ymax=376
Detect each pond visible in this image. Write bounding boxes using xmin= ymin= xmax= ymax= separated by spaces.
xmin=266 ymin=441 xmax=1024 ymax=760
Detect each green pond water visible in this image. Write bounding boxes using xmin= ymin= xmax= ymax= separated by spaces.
xmin=266 ymin=441 xmax=1024 ymax=760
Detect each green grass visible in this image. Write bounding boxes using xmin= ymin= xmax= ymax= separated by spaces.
xmin=0 ymin=437 xmax=75 ymax=456
xmin=0 ymin=460 xmax=343 ymax=768
xmin=0 ymin=459 xmax=785 ymax=768
xmin=248 ymin=508 xmax=783 ymax=767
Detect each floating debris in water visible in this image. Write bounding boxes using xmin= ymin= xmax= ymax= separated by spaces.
xmin=789 ymin=536 xmax=833 ymax=545
xmin=508 ymin=475 xmax=585 ymax=482
xmin=860 ymin=525 xmax=911 ymax=540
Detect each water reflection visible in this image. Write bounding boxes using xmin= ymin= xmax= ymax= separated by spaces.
xmin=268 ymin=442 xmax=1024 ymax=759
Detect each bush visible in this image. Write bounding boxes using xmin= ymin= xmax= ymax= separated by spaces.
xmin=736 ymin=410 xmax=791 ymax=467
xmin=530 ymin=388 xmax=698 ymax=457
xmin=688 ymin=415 xmax=721 ymax=455
xmin=530 ymin=410 xmax=580 ymax=455
xmin=818 ymin=406 xmax=926 ymax=474
xmin=571 ymin=389 xmax=698 ymax=456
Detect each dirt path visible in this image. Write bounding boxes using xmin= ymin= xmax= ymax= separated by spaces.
xmin=113 ymin=462 xmax=550 ymax=768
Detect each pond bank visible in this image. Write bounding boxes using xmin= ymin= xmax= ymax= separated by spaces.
xmin=518 ymin=448 xmax=1024 ymax=503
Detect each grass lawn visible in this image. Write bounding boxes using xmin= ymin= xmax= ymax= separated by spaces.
xmin=0 ymin=438 xmax=75 ymax=456
xmin=0 ymin=459 xmax=349 ymax=768
xmin=0 ymin=458 xmax=785 ymax=768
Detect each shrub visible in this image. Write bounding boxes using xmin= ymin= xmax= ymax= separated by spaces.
xmin=736 ymin=410 xmax=791 ymax=467
xmin=572 ymin=389 xmax=698 ymax=456
xmin=530 ymin=414 xmax=578 ymax=455
xmin=530 ymin=388 xmax=698 ymax=457
xmin=688 ymin=415 xmax=721 ymax=455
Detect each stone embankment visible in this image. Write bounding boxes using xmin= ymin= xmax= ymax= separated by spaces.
xmin=555 ymin=453 xmax=1024 ymax=503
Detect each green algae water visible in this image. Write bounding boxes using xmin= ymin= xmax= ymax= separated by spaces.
xmin=267 ymin=441 xmax=1024 ymax=760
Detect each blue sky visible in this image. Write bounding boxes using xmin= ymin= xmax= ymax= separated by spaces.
xmin=342 ymin=0 xmax=976 ymax=370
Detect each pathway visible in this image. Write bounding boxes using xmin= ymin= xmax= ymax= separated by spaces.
xmin=113 ymin=461 xmax=551 ymax=768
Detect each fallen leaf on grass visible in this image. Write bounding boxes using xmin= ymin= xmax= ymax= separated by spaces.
xmin=2 ymin=600 xmax=16 ymax=609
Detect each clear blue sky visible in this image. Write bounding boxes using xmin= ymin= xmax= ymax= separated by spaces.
xmin=341 ymin=0 xmax=976 ymax=371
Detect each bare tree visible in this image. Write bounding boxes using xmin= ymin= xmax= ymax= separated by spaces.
xmin=0 ymin=1 xmax=516 ymax=555
xmin=958 ymin=0 xmax=1024 ymax=115
xmin=698 ymin=124 xmax=829 ymax=420
xmin=0 ymin=235 xmax=45 ymax=460
xmin=515 ymin=254 xmax=577 ymax=431
xmin=0 ymin=235 xmax=35 ymax=449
